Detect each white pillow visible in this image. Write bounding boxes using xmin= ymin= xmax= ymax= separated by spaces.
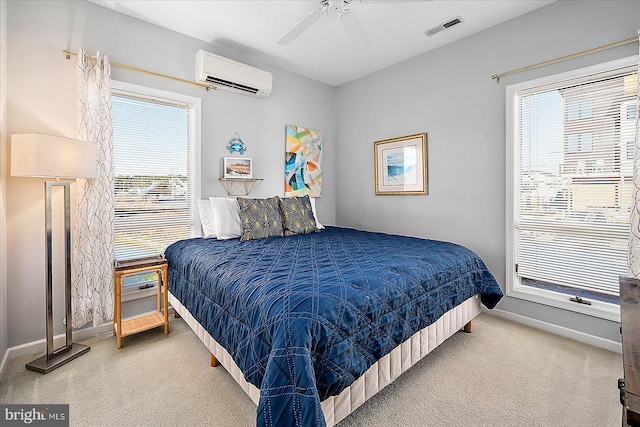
xmin=209 ymin=197 xmax=242 ymax=240
xmin=309 ymin=197 xmax=325 ymax=230
xmin=197 ymin=199 xmax=217 ymax=238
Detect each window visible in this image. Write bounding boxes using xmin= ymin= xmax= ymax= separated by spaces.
xmin=111 ymin=82 xmax=200 ymax=292
xmin=567 ymin=99 xmax=593 ymax=121
xmin=507 ymin=56 xmax=638 ymax=321
xmin=567 ymin=133 xmax=593 ymax=153
xmin=628 ymin=104 xmax=637 ymax=121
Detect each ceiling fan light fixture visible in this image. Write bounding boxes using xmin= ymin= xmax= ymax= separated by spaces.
xmin=328 ymin=0 xmax=346 ymax=16
xmin=277 ymin=0 xmax=374 ymax=49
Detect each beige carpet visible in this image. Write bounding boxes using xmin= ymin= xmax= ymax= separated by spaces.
xmin=0 ymin=314 xmax=623 ymax=427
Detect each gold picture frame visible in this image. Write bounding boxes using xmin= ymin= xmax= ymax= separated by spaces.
xmin=374 ymin=133 xmax=428 ymax=195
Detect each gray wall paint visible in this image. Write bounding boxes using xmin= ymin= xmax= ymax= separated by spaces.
xmin=4 ymin=0 xmax=336 ymax=347
xmin=3 ymin=0 xmax=638 ymax=351
xmin=335 ymin=0 xmax=640 ymax=343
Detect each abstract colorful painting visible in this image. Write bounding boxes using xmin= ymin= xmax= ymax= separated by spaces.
xmin=285 ymin=125 xmax=323 ymax=197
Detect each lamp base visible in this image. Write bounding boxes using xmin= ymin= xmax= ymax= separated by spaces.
xmin=25 ymin=343 xmax=90 ymax=374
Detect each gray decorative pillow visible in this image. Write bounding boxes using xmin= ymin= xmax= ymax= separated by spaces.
xmin=279 ymin=195 xmax=317 ymax=236
xmin=237 ymin=197 xmax=284 ymax=241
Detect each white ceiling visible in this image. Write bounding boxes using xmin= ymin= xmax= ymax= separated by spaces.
xmin=90 ymin=0 xmax=555 ymax=87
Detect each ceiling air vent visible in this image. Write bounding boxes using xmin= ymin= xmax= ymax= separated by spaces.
xmin=424 ymin=16 xmax=464 ymax=37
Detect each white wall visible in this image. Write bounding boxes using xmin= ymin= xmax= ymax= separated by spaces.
xmin=335 ymin=0 xmax=640 ymax=343
xmin=4 ymin=0 xmax=336 ymax=347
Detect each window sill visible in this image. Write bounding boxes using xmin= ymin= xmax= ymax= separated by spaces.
xmin=507 ymin=286 xmax=620 ymax=322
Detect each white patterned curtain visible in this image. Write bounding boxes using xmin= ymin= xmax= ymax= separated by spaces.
xmin=629 ymin=32 xmax=640 ymax=277
xmin=72 ymin=49 xmax=115 ymax=328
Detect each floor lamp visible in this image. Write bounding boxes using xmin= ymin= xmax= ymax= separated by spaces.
xmin=11 ymin=133 xmax=97 ymax=374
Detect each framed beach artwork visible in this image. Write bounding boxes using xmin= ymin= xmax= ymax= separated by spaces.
xmin=224 ymin=157 xmax=253 ymax=178
xmin=374 ymin=133 xmax=428 ymax=195
xmin=285 ymin=125 xmax=323 ymax=197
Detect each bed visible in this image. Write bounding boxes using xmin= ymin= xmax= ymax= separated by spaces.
xmin=165 ymin=226 xmax=503 ymax=426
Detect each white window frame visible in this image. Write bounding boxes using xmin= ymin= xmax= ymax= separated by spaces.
xmin=505 ymin=56 xmax=638 ymax=323
xmin=111 ymin=81 xmax=201 ymax=296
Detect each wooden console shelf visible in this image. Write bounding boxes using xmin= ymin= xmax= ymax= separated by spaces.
xmin=114 ymin=256 xmax=169 ymax=349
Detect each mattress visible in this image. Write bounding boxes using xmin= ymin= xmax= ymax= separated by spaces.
xmin=165 ymin=226 xmax=502 ymax=426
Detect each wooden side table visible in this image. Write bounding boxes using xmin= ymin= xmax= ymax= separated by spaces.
xmin=114 ymin=256 xmax=169 ymax=349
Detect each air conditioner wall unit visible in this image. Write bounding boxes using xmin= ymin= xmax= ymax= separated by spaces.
xmin=196 ymin=50 xmax=272 ymax=98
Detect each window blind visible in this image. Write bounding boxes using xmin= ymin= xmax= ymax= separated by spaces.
xmin=515 ymin=64 xmax=637 ymax=299
xmin=112 ymin=92 xmax=192 ymax=261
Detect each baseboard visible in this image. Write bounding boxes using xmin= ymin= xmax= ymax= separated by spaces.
xmin=483 ymin=307 xmax=622 ymax=354
xmin=0 ymin=321 xmax=114 ymax=381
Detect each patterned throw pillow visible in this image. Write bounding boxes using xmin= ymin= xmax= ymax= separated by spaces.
xmin=279 ymin=195 xmax=317 ymax=236
xmin=237 ymin=197 xmax=284 ymax=241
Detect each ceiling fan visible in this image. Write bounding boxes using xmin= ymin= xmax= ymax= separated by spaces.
xmin=277 ymin=0 xmax=414 ymax=50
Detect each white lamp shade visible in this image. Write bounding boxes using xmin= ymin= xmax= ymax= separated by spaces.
xmin=11 ymin=134 xmax=97 ymax=179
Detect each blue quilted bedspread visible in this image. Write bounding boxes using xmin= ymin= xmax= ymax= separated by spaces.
xmin=165 ymin=227 xmax=502 ymax=427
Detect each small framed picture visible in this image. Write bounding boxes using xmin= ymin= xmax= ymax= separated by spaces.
xmin=374 ymin=133 xmax=428 ymax=195
xmin=224 ymin=157 xmax=253 ymax=179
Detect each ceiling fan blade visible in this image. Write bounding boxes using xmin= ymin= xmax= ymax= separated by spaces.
xmin=276 ymin=8 xmax=324 ymax=45
xmin=340 ymin=10 xmax=372 ymax=50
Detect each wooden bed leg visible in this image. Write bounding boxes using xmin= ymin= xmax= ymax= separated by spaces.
xmin=463 ymin=321 xmax=472 ymax=333
xmin=210 ymin=353 xmax=220 ymax=367
xmin=174 ymin=310 xmax=181 ymax=319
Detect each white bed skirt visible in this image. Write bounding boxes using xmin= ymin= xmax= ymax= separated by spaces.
xmin=168 ymin=293 xmax=481 ymax=426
